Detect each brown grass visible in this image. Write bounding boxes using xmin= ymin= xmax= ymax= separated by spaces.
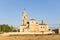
xmin=0 ymin=34 xmax=60 ymax=40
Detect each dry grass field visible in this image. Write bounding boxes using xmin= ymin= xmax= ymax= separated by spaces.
xmin=0 ymin=34 xmax=60 ymax=40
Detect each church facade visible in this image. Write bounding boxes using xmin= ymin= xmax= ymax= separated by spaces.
xmin=20 ymin=10 xmax=54 ymax=34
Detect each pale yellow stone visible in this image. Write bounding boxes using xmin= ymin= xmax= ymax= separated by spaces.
xmin=20 ymin=10 xmax=54 ymax=34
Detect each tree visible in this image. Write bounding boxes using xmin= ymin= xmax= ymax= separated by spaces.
xmin=0 ymin=24 xmax=17 ymax=32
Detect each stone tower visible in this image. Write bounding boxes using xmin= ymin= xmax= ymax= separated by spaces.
xmin=41 ymin=20 xmax=46 ymax=24
xmin=22 ymin=9 xmax=28 ymax=26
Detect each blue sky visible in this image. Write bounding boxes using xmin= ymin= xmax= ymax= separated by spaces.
xmin=0 ymin=0 xmax=60 ymax=29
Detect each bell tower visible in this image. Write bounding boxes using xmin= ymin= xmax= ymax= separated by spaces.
xmin=22 ymin=9 xmax=28 ymax=26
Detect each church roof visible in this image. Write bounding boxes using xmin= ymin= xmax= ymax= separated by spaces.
xmin=30 ymin=19 xmax=36 ymax=20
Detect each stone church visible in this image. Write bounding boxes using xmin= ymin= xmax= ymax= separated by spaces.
xmin=20 ymin=10 xmax=54 ymax=34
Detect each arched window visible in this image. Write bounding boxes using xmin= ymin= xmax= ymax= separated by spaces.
xmin=32 ymin=21 xmax=34 ymax=23
xmin=24 ymin=16 xmax=25 ymax=18
xmin=43 ymin=26 xmax=44 ymax=28
xmin=41 ymin=27 xmax=42 ymax=28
